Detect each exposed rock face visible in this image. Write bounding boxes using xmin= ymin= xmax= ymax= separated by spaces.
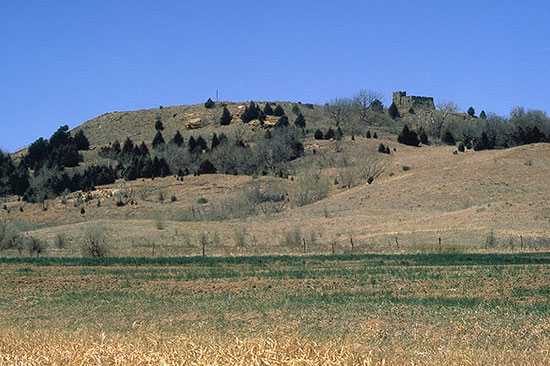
xmin=185 ymin=117 xmax=202 ymax=129
xmin=393 ymin=91 xmax=435 ymax=114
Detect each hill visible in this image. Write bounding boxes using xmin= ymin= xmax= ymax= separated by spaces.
xmin=2 ymin=131 xmax=550 ymax=256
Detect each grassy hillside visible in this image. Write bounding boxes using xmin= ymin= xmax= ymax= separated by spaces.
xmin=2 ymin=132 xmax=550 ymax=256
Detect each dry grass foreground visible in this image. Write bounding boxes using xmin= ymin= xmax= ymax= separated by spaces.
xmin=2 ymin=329 xmax=548 ymax=365
xmin=1 ymin=254 xmax=549 ymax=365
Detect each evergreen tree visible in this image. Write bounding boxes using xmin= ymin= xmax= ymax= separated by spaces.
xmin=220 ymin=106 xmax=232 ymax=125
xmin=370 ymin=99 xmax=384 ymax=113
xmin=204 ymin=98 xmax=215 ymax=109
xmin=397 ymin=125 xmax=419 ymax=146
xmin=385 ymin=146 xmax=391 ymax=154
xmin=441 ymin=129 xmax=456 ymax=145
xmin=474 ymin=131 xmax=491 ymax=151
xmin=188 ymin=136 xmax=197 ymax=153
xmin=366 ymin=130 xmax=371 ymax=138
xmin=73 ymin=130 xmax=90 ymax=150
xmin=112 ymin=140 xmax=121 ymax=155
xmin=388 ymin=103 xmax=400 ymax=119
xmin=294 ymin=113 xmax=306 ymax=128
xmin=152 ymin=131 xmax=165 ymax=149
xmin=314 ymin=128 xmax=324 ymax=140
xmin=171 ymin=130 xmax=184 ymax=146
xmin=196 ymin=135 xmax=208 ymax=151
xmin=49 ymin=125 xmax=71 ymax=149
xmin=479 ymin=110 xmax=487 ymax=120
xmin=211 ymin=133 xmax=220 ymax=150
xmin=218 ymin=132 xmax=228 ymax=145
xmin=138 ymin=142 xmax=149 ymax=156
xmin=155 ymin=117 xmax=164 ymax=131
xmin=197 ymin=159 xmax=216 ymax=175
xmin=378 ymin=143 xmax=386 ymax=153
xmin=122 ymin=137 xmax=134 ymax=156
xmin=275 ymin=115 xmax=289 ymax=128
xmin=273 ymin=104 xmax=285 ymax=117
xmin=325 ymin=127 xmax=335 ymax=140
xmin=467 ymin=106 xmax=475 ymax=117
xmin=241 ymin=101 xmax=260 ymax=123
xmin=531 ymin=125 xmax=545 ymax=143
xmin=258 ymin=110 xmax=266 ymax=124
xmin=419 ymin=130 xmax=429 ymax=145
xmin=263 ymin=103 xmax=273 ymax=115
xmin=373 ymin=132 xmax=378 ymax=139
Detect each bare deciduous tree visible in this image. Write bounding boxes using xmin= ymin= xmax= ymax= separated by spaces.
xmin=359 ymin=155 xmax=388 ymax=182
xmin=324 ymin=98 xmax=353 ymax=127
xmin=353 ymin=89 xmax=384 ymax=126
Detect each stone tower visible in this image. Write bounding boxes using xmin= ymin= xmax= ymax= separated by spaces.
xmin=392 ymin=91 xmax=435 ymax=114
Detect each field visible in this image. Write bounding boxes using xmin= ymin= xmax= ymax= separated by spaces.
xmin=1 ymin=253 xmax=549 ymax=365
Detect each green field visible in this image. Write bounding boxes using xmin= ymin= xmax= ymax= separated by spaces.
xmin=1 ymin=253 xmax=549 ymax=365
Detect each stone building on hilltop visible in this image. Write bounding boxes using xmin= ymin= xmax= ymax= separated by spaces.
xmin=392 ymin=91 xmax=435 ymax=116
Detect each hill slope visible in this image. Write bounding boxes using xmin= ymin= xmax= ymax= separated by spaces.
xmin=3 ymin=133 xmax=549 ymax=256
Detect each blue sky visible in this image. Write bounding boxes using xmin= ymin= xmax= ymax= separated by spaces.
xmin=1 ymin=1 xmax=549 ymax=152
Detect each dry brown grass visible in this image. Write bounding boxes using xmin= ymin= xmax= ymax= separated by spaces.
xmin=1 ymin=324 xmax=548 ymax=365
xmin=0 ymin=330 xmax=376 ymax=366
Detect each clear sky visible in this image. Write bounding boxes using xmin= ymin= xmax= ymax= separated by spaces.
xmin=1 ymin=0 xmax=549 ymax=152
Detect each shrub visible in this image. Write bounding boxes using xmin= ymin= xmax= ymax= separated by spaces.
xmin=220 ymin=106 xmax=232 ymax=125
xmin=233 ymin=226 xmax=247 ymax=247
xmin=197 ymin=197 xmax=208 ymax=204
xmin=458 ymin=142 xmax=465 ymax=152
xmin=80 ymin=207 xmax=85 ymax=214
xmin=171 ymin=194 xmax=177 ymax=202
xmin=27 ymin=236 xmax=47 ymax=257
xmin=158 ymin=190 xmax=166 ymax=202
xmin=402 ymin=165 xmax=411 ymax=171
xmin=81 ymin=225 xmax=110 ymax=257
xmin=282 ymin=227 xmax=302 ymax=248
xmin=292 ymin=104 xmax=300 ymax=115
xmin=54 ymin=233 xmax=68 ymax=249
xmin=204 ymin=98 xmax=215 ymax=109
